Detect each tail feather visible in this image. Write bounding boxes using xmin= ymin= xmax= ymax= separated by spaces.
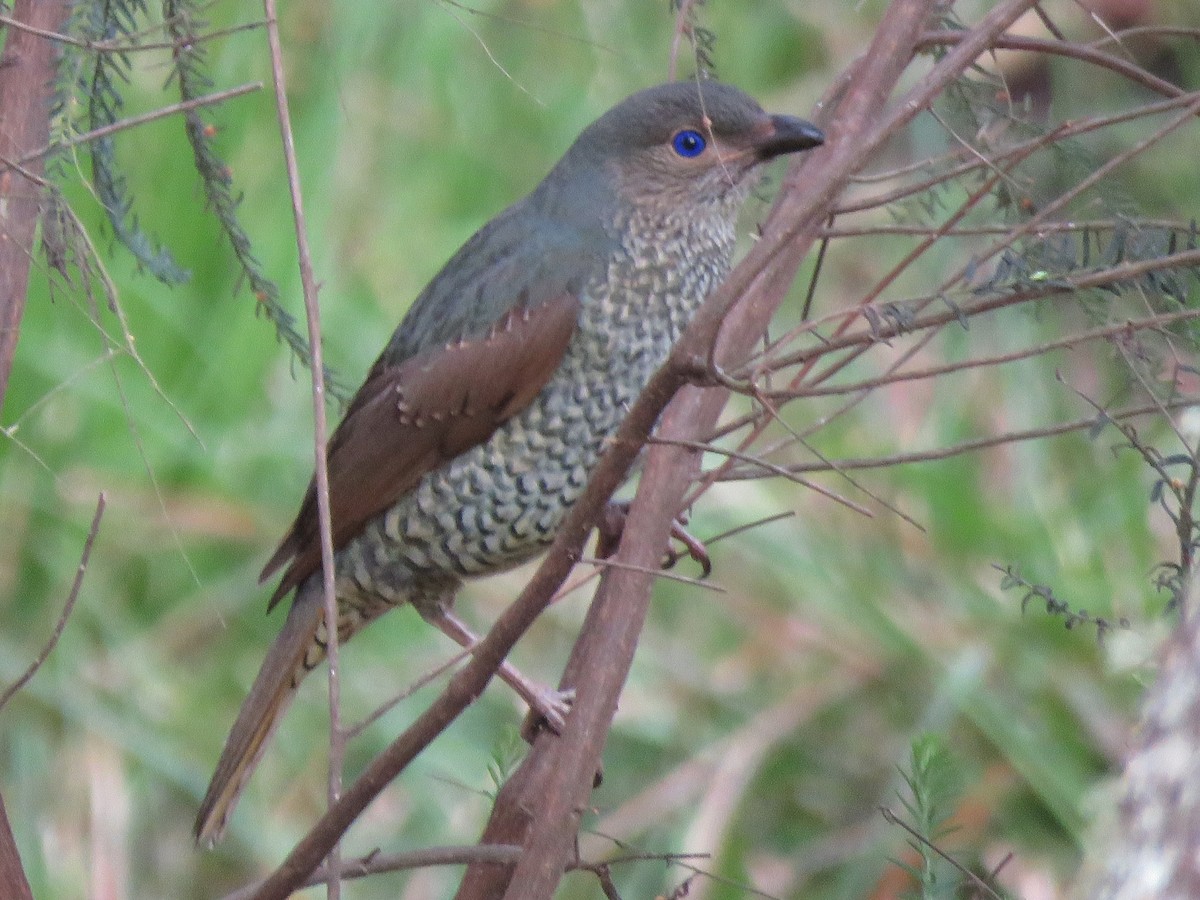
xmin=194 ymin=579 xmax=324 ymax=846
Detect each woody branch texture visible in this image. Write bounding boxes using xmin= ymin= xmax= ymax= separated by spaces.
xmin=241 ymin=1 xmax=1059 ymax=898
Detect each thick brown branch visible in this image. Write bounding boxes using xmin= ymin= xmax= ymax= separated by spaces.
xmin=248 ymin=3 xmax=1043 ymax=895
xmin=0 ymin=795 xmax=32 ymax=900
xmin=0 ymin=14 xmax=88 ymax=876
xmin=244 ymin=307 xmax=685 ymax=900
xmin=462 ymin=2 xmax=1051 ymax=899
xmin=225 ymin=844 xmax=524 ymax=900
xmin=0 ymin=0 xmax=71 ymax=415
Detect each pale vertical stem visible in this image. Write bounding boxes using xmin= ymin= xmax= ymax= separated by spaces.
xmin=261 ymin=2 xmax=343 ymax=897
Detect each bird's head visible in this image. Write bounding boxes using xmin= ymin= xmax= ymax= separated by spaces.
xmin=550 ymin=80 xmax=824 ymax=225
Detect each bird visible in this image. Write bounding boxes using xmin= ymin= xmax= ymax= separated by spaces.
xmin=195 ymin=79 xmax=824 ymax=844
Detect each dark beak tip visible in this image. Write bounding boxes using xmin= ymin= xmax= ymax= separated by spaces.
xmin=762 ymin=114 xmax=825 ymax=157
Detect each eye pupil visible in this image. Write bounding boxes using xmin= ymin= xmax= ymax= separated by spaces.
xmin=672 ymin=129 xmax=706 ymax=158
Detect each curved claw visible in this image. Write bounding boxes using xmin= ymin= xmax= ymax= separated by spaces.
xmin=520 ymin=686 xmax=575 ymax=742
xmin=663 ymin=519 xmax=712 ymax=578
xmin=595 ymin=500 xmax=712 ymax=578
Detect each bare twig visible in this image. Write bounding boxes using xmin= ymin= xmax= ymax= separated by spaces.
xmin=261 ymin=0 xmax=343 ymax=895
xmin=668 ymin=0 xmax=703 ymax=81
xmin=438 ymin=0 xmax=619 ymax=54
xmin=648 ymin=434 xmax=875 ymax=519
xmin=469 ymin=1 xmax=1004 ymax=898
xmin=344 ymin=647 xmax=473 ymax=741
xmin=574 ymin=555 xmax=725 ymax=591
xmin=819 ymin=218 xmax=1194 ymax=239
xmin=716 ymin=398 xmax=1200 ymax=479
xmin=225 ymin=842 xmax=712 ymax=899
xmin=916 ymin=30 xmax=1188 ymax=101
xmin=0 ymin=493 xmax=106 ymax=713
xmin=834 ymin=89 xmax=1200 ymax=217
xmin=758 ymin=306 xmax=1200 ymax=400
xmin=15 ymin=82 xmax=262 ymax=169
xmin=879 ymin=806 xmax=1005 ymax=900
xmin=759 ymin=246 xmax=1200 ymax=375
xmin=224 ymin=844 xmax=525 ymax=900
xmin=0 ymin=12 xmax=266 ymax=55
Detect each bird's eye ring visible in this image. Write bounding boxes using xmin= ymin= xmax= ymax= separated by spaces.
xmin=671 ymin=129 xmax=707 ymax=158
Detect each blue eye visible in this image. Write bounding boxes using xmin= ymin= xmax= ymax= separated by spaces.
xmin=671 ymin=129 xmax=706 ymax=158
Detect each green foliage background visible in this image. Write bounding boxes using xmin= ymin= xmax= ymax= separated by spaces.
xmin=3 ymin=1 xmax=1199 ymax=897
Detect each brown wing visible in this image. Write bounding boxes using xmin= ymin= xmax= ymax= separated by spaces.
xmin=261 ymin=292 xmax=580 ymax=607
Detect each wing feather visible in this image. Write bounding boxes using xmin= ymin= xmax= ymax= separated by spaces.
xmin=262 ymin=292 xmax=580 ymax=606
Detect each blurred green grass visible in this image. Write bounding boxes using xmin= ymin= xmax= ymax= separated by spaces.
xmin=2 ymin=1 xmax=1197 ymax=897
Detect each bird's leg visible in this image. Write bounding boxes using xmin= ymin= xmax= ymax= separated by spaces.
xmin=425 ymin=606 xmax=573 ymax=734
xmin=595 ymin=499 xmax=712 ymax=577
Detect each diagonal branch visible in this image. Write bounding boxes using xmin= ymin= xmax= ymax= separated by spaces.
xmin=0 ymin=493 xmax=106 ymax=712
xmin=243 ymin=3 xmax=1043 ymax=896
xmin=463 ymin=3 xmax=1054 ymax=899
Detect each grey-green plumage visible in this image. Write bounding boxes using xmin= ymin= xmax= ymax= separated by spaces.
xmin=196 ymin=80 xmax=823 ymax=844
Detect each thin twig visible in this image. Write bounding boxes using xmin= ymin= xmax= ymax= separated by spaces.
xmin=224 ymin=843 xmax=713 ymax=899
xmin=223 ymin=844 xmax=525 ymax=900
xmin=834 ymin=89 xmax=1200 ymax=217
xmin=668 ymin=0 xmax=702 ymax=81
xmin=574 ymin=555 xmax=726 ymax=592
xmin=246 ymin=3 xmax=1053 ymax=895
xmin=760 ymin=306 xmax=1200 ymax=401
xmin=718 ymin=397 xmax=1200 ymax=479
xmin=14 ymin=82 xmax=262 ymax=169
xmin=916 ymin=29 xmax=1188 ymax=100
xmin=647 ymin=435 xmax=873 ymax=518
xmin=700 ymin=510 xmax=795 ymax=546
xmin=760 ymin=246 xmax=1200 ymax=375
xmin=0 ymin=494 xmax=106 ymax=713
xmin=0 ymin=12 xmax=266 ymax=54
xmin=438 ymin=0 xmax=620 ymax=53
xmin=344 ymin=648 xmax=473 ymax=741
xmin=818 ymin=218 xmax=1195 ymax=239
xmin=879 ymin=806 xmax=1005 ymax=900
xmin=261 ymin=1 xmax=343 ymax=896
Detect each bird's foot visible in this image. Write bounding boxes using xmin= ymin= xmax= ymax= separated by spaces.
xmin=427 ymin=607 xmax=575 ymax=735
xmin=595 ymin=500 xmax=712 ymax=577
xmin=517 ymin=681 xmax=575 ymax=741
xmin=517 ymin=683 xmax=603 ymax=786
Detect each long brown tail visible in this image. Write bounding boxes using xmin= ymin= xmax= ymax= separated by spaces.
xmin=194 ymin=579 xmax=323 ymax=846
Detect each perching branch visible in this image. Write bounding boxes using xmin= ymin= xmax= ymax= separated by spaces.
xmin=462 ymin=1 xmax=1034 ymax=898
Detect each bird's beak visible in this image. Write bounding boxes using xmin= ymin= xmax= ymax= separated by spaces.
xmin=755 ymin=114 xmax=825 ymax=160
